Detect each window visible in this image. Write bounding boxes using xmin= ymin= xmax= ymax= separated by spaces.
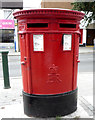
xmin=0 ymin=29 xmax=14 ymax=43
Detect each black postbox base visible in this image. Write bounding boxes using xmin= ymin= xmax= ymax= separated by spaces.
xmin=23 ymin=88 xmax=77 ymax=118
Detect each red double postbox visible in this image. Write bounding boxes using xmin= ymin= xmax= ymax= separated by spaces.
xmin=13 ymin=9 xmax=84 ymax=117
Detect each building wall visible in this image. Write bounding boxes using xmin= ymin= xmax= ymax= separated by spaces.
xmin=23 ymin=0 xmax=41 ymax=9
xmin=83 ymin=29 xmax=87 ymax=46
xmin=0 ymin=10 xmax=4 ymax=19
xmin=41 ymin=1 xmax=73 ymax=9
xmin=0 ymin=9 xmax=21 ymax=52
xmin=1 ymin=0 xmax=23 ymax=9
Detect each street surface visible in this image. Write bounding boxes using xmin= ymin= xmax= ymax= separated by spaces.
xmin=0 ymin=56 xmax=21 ymax=78
xmin=0 ymin=52 xmax=93 ymax=78
xmin=78 ymin=53 xmax=93 ymax=73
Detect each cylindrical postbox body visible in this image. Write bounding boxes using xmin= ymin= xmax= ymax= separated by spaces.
xmin=13 ymin=9 xmax=84 ymax=117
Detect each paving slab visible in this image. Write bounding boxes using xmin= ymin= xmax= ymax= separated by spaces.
xmin=0 ymin=100 xmax=93 ymax=119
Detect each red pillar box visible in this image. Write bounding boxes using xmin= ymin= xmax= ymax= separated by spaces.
xmin=13 ymin=9 xmax=84 ymax=117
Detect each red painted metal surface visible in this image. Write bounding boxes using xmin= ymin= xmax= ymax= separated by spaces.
xmin=79 ymin=29 xmax=83 ymax=45
xmin=13 ymin=9 xmax=84 ymax=95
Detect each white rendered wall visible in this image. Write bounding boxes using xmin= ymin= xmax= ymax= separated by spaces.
xmin=23 ymin=0 xmax=41 ymax=9
xmin=80 ymin=20 xmax=87 ymax=45
xmin=0 ymin=9 xmax=4 ymax=19
xmin=83 ymin=29 xmax=87 ymax=44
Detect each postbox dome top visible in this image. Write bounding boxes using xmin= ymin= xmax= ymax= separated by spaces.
xmin=13 ymin=8 xmax=84 ymax=21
